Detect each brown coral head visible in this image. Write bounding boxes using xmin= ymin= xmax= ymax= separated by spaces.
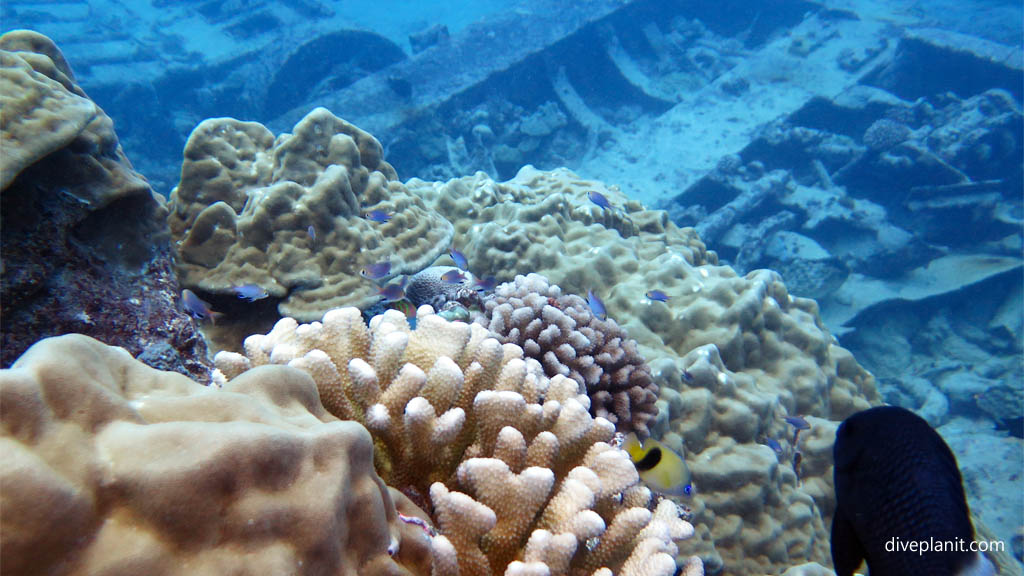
xmin=477 ymin=273 xmax=660 ymax=437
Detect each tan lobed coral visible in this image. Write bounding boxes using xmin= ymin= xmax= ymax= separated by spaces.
xmin=167 ymin=107 xmax=454 ymax=322
xmin=0 ymin=333 xmax=432 ymax=576
xmin=407 ymin=167 xmax=879 ymax=574
xmin=476 ymin=273 xmax=660 ymax=438
xmin=0 ymin=30 xmax=97 ymax=190
xmin=214 ymin=306 xmax=703 ymax=575
xmin=0 ymin=30 xmax=211 ymax=380
xmin=650 ymin=351 xmax=845 ymax=573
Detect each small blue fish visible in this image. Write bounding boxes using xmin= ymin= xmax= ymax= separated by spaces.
xmin=231 ymin=284 xmax=269 ymax=302
xmin=364 ymin=210 xmax=393 ymax=222
xmin=646 ymin=289 xmax=670 ymax=302
xmin=307 ymin=225 xmax=317 ymax=245
xmin=441 ymin=269 xmax=466 ymax=284
xmin=762 ymin=437 xmax=784 ymax=454
xmin=361 ymin=261 xmax=391 ymax=280
xmin=682 ymin=369 xmax=694 ymax=383
xmin=587 ymin=289 xmax=607 ymax=321
xmin=783 ymin=416 xmax=811 ymax=431
xmin=182 ymin=289 xmax=224 ymax=323
xmin=588 ymin=190 xmax=613 ymax=211
xmin=474 ymin=275 xmax=497 ymax=291
xmin=449 ymin=247 xmax=468 ymax=271
xmin=378 ymin=277 xmax=408 ymax=302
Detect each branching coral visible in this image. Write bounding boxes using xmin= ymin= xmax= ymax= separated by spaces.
xmin=475 ymin=273 xmax=660 ymax=438
xmin=167 ymin=107 xmax=454 ymax=322
xmin=215 ymin=306 xmax=700 ymax=575
xmin=409 ymin=167 xmax=878 ymax=573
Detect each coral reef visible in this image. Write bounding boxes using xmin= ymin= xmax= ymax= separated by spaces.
xmin=215 ymin=306 xmax=701 ymax=575
xmin=409 ymin=167 xmax=878 ymax=573
xmin=167 ymin=107 xmax=454 ymax=323
xmin=647 ymin=353 xmax=841 ymax=573
xmin=410 ymin=167 xmax=875 ymax=420
xmin=0 ymin=333 xmax=431 ymax=575
xmin=0 ymin=30 xmax=209 ymax=380
xmin=475 ymin=273 xmax=660 ymax=438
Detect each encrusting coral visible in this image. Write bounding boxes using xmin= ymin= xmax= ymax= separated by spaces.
xmin=215 ymin=306 xmax=703 ymax=575
xmin=475 ymin=273 xmax=660 ymax=438
xmin=0 ymin=333 xmax=432 ymax=576
xmin=167 ymin=107 xmax=454 ymax=322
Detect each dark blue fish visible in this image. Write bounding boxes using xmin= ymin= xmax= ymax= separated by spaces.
xmin=588 ymin=190 xmax=613 ymax=211
xmin=182 ymin=289 xmax=224 ymax=323
xmin=682 ymin=369 xmax=694 ymax=383
xmin=646 ymin=289 xmax=670 ymax=302
xmin=231 ymin=284 xmax=269 ymax=302
xmin=587 ymin=289 xmax=606 ymax=321
xmin=378 ymin=277 xmax=408 ymax=302
xmin=474 ymin=275 xmax=497 ymax=291
xmin=440 ymin=269 xmax=465 ymax=284
xmin=364 ymin=210 xmax=393 ymax=223
xmin=449 ymin=247 xmax=468 ymax=271
xmin=762 ymin=437 xmax=783 ymax=454
xmin=783 ymin=416 xmax=811 ymax=430
xmin=361 ymin=261 xmax=391 ymax=280
xmin=832 ymin=406 xmax=993 ymax=576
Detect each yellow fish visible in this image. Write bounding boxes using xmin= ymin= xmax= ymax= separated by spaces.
xmin=623 ymin=433 xmax=694 ymax=497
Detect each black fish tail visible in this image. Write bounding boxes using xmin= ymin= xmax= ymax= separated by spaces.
xmin=831 ymin=509 xmax=866 ymax=576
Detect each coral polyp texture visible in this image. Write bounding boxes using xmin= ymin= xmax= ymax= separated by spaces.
xmin=167 ymin=107 xmax=454 ymax=321
xmin=477 ymin=273 xmax=659 ymax=438
xmin=214 ymin=306 xmax=702 ymax=575
xmin=0 ymin=334 xmax=432 ymax=576
xmin=409 ymin=166 xmax=879 ymax=573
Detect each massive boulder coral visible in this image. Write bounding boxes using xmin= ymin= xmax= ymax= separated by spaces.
xmin=649 ymin=351 xmax=842 ymax=573
xmin=167 ymin=107 xmax=454 ymax=322
xmin=409 ymin=167 xmax=878 ymax=574
xmin=0 ymin=334 xmax=431 ymax=575
xmin=409 ymin=166 xmax=876 ymax=420
xmin=0 ymin=30 xmax=95 ymax=190
xmin=476 ymin=273 xmax=660 ymax=438
xmin=215 ymin=306 xmax=702 ymax=575
xmin=0 ymin=30 xmax=209 ymax=380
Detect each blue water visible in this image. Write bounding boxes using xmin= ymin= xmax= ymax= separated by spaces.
xmin=3 ymin=0 xmax=1022 ymax=572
